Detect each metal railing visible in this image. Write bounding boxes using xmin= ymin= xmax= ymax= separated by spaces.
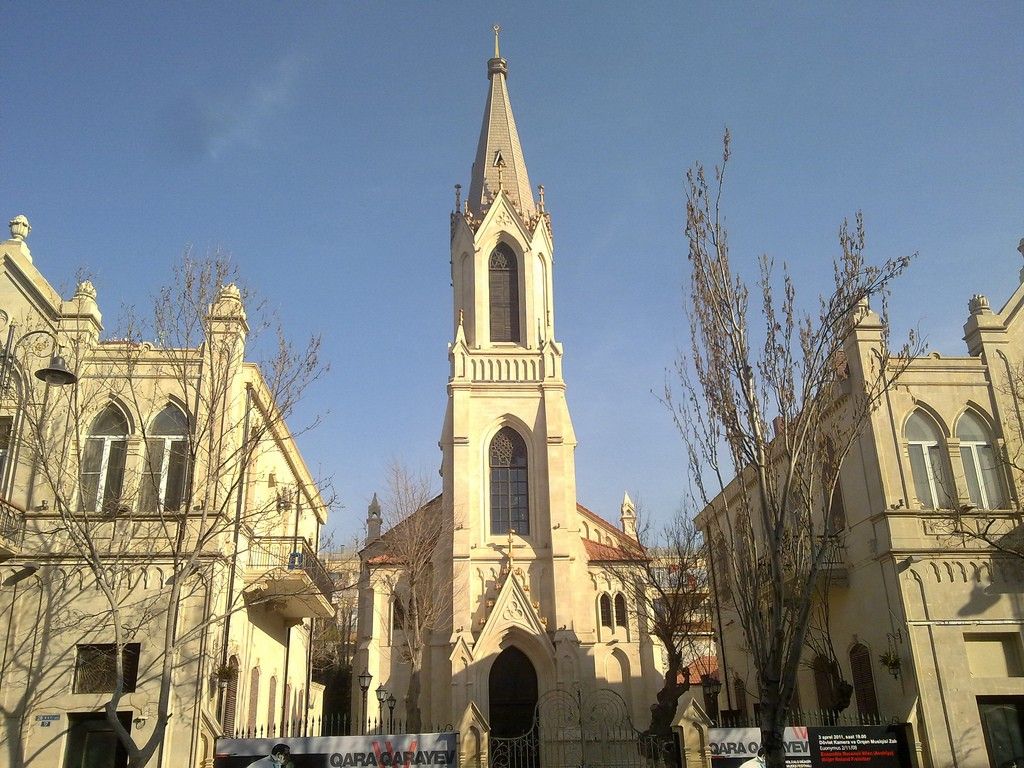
xmin=0 ymin=497 xmax=23 ymax=544
xmin=720 ymin=708 xmax=887 ymax=728
xmin=247 ymin=536 xmax=333 ymax=599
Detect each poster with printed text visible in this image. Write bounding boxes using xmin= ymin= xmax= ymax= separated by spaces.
xmin=214 ymin=732 xmax=458 ymax=768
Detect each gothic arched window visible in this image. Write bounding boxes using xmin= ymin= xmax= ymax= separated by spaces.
xmin=849 ymin=643 xmax=879 ymax=718
xmin=599 ymin=594 xmax=613 ymax=628
xmin=489 ymin=427 xmax=529 ymax=535
xmin=957 ymin=411 xmax=1005 ymax=510
xmin=247 ymin=667 xmax=260 ymax=732
xmin=905 ymin=410 xmax=954 ymax=509
xmin=141 ymin=404 xmax=190 ymax=512
xmin=80 ymin=404 xmax=129 ymax=513
xmin=489 ymin=244 xmax=520 ymax=343
xmin=614 ymin=594 xmax=627 ymax=628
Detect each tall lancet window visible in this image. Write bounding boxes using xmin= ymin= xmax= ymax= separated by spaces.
xmin=490 ymin=427 xmax=529 ymax=535
xmin=489 ymin=244 xmax=520 ymax=343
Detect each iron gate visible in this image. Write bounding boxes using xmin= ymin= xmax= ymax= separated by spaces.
xmin=490 ymin=687 xmax=679 ymax=768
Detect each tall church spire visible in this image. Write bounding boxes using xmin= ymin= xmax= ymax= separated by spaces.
xmin=467 ymin=26 xmax=536 ymax=219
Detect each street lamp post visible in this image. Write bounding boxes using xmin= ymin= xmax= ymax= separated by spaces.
xmin=357 ymin=670 xmax=372 ymax=735
xmin=375 ymin=684 xmax=388 ymax=734
xmin=701 ymin=673 xmax=723 ymax=725
xmin=0 ymin=325 xmax=78 ymax=392
xmin=386 ymin=693 xmax=396 ymax=734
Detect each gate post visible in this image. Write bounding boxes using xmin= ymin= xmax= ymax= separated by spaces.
xmin=673 ymin=699 xmax=713 ymax=768
xmin=459 ymin=701 xmax=490 ymax=768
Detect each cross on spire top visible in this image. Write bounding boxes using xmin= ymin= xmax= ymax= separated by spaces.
xmin=493 ymin=24 xmax=501 ymax=58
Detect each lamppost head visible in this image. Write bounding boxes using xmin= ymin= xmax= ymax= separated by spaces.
xmin=357 ymin=670 xmax=372 ymax=693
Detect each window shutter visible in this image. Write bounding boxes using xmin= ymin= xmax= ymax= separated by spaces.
xmin=850 ymin=644 xmax=879 ymax=717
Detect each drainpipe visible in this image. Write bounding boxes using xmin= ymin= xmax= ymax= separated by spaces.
xmin=217 ymin=383 xmax=253 ymax=725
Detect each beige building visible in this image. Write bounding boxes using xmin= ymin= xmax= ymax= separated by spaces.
xmin=0 ymin=217 xmax=331 ymax=768
xmin=354 ymin=36 xmax=684 ymax=751
xmin=698 ymin=243 xmax=1024 ymax=767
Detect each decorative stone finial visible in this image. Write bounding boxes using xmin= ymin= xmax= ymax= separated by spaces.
xmin=493 ymin=24 xmax=501 ymax=58
xmin=75 ymin=280 xmax=97 ymax=300
xmin=9 ymin=215 xmax=30 ymax=241
xmin=218 ymin=283 xmax=241 ymax=302
xmin=969 ymin=294 xmax=992 ymax=315
xmin=454 ymin=184 xmax=462 ymax=213
xmin=1018 ymin=238 xmax=1024 ymax=283
xmin=538 ymin=185 xmax=545 ymax=213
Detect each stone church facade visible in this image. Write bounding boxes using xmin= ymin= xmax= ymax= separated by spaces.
xmin=354 ymin=36 xmax=672 ymax=744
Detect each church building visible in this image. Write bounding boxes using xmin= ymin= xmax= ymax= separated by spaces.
xmin=354 ymin=32 xmax=676 ymax=746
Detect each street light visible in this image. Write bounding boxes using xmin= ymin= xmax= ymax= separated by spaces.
xmin=375 ymin=684 xmax=388 ymax=733
xmin=0 ymin=326 xmax=78 ymax=392
xmin=386 ymin=693 xmax=397 ymax=733
xmin=701 ymin=673 xmax=722 ymax=724
xmin=357 ymin=670 xmax=372 ymax=735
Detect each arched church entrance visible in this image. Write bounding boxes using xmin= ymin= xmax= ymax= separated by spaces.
xmin=488 ymin=646 xmax=538 ymax=737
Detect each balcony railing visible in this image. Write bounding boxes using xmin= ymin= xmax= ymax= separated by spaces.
xmin=0 ymin=498 xmax=24 ymax=557
xmin=247 ymin=536 xmax=333 ymax=601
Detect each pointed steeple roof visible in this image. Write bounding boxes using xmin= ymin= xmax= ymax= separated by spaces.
xmin=467 ymin=26 xmax=536 ymax=219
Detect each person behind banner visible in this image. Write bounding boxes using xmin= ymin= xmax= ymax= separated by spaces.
xmin=246 ymin=743 xmax=292 ymax=767
xmin=738 ymin=747 xmax=766 ymax=768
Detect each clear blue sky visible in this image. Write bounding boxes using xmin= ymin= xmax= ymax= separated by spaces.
xmin=3 ymin=3 xmax=1022 ymax=544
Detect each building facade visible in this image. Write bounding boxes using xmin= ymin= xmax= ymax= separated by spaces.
xmin=0 ymin=218 xmax=331 ymax=768
xmin=698 ymin=243 xmax=1024 ymax=767
xmin=354 ymin=37 xmax=685 ymax=745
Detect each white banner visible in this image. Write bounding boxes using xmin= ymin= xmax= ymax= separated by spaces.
xmin=215 ymin=733 xmax=458 ymax=768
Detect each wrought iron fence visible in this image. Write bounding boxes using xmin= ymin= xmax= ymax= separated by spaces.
xmin=229 ymin=713 xmax=455 ymax=740
xmin=247 ymin=536 xmax=333 ymax=598
xmin=719 ymin=708 xmax=886 ymax=728
xmin=491 ymin=687 xmax=682 ymax=768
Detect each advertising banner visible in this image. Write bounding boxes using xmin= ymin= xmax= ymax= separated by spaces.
xmin=214 ymin=733 xmax=458 ymax=768
xmin=709 ymin=727 xmax=811 ymax=767
xmin=809 ymin=725 xmax=913 ymax=766
xmin=709 ymin=725 xmax=912 ymax=768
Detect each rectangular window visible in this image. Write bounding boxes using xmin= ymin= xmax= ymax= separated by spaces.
xmin=73 ymin=643 xmax=141 ymax=693
xmin=965 ymin=633 xmax=1024 ymax=677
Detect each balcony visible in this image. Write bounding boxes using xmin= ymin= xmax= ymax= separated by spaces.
xmin=243 ymin=536 xmax=334 ymax=619
xmin=0 ymin=498 xmax=24 ymax=559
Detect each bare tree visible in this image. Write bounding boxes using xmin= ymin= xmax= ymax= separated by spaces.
xmin=669 ymin=132 xmax=916 ymax=767
xmin=367 ymin=462 xmax=452 ymax=732
xmin=612 ymin=511 xmax=711 ymax=763
xmin=3 ymin=250 xmax=327 ymax=767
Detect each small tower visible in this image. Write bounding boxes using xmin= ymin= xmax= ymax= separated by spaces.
xmin=620 ymin=492 xmax=638 ymax=540
xmin=365 ymin=493 xmax=382 ymax=544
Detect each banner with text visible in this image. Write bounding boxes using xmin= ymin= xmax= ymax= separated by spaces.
xmin=214 ymin=733 xmax=458 ymax=768
xmin=709 ymin=725 xmax=912 ymax=768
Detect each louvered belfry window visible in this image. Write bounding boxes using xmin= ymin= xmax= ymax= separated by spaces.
xmin=849 ymin=643 xmax=880 ymax=717
xmin=489 ymin=244 xmax=520 ymax=343
xmin=490 ymin=427 xmax=529 ymax=535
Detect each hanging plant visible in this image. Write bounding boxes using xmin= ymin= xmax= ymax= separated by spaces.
xmin=879 ymin=649 xmax=901 ymax=678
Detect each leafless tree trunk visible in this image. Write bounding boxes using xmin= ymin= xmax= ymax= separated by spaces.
xmin=6 ymin=250 xmax=326 ymax=767
xmin=669 ymin=131 xmax=916 ymax=767
xmin=370 ymin=462 xmax=452 ymax=733
xmin=611 ymin=511 xmax=711 ymax=765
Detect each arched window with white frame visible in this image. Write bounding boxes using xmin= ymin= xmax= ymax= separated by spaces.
xmin=141 ymin=404 xmax=190 ymax=512
xmin=905 ymin=410 xmax=954 ymax=509
xmin=957 ymin=411 xmax=1006 ymax=510
xmin=80 ymin=404 xmax=129 ymax=513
